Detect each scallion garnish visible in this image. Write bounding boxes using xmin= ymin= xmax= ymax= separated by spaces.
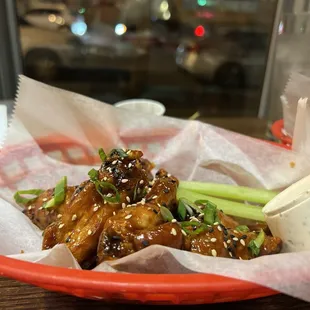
xmin=88 ymin=168 xmax=99 ymax=180
xmin=95 ymin=181 xmax=120 ymax=203
xmin=43 ymin=176 xmax=67 ymax=209
xmin=177 ymin=199 xmax=187 ymax=220
xmin=54 ymin=176 xmax=67 ymax=205
xmin=13 ymin=189 xmax=45 ymax=205
xmin=88 ymin=168 xmax=120 ymax=203
xmin=248 ymin=229 xmax=265 ymax=257
xmin=177 ymin=198 xmax=203 ymax=220
xmin=109 ymin=149 xmax=128 ymax=159
xmin=98 ymin=148 xmax=107 ymax=162
xmin=194 ymin=200 xmax=219 ymax=225
xmin=236 ymin=225 xmax=250 ymax=233
xmin=160 ymin=206 xmax=174 ymax=222
xmin=181 ymin=221 xmax=209 ymax=235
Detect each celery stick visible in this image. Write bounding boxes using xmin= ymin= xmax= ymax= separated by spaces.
xmin=179 ymin=181 xmax=277 ymax=205
xmin=177 ymin=188 xmax=265 ymax=222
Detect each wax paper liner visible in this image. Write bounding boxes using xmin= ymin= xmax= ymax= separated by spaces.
xmin=1 ymin=75 xmax=310 ymax=301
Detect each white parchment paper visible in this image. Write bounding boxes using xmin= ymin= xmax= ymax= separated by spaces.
xmin=1 ymin=76 xmax=310 ymax=301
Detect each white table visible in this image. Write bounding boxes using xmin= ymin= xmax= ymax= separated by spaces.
xmin=0 ymin=104 xmax=7 ymax=145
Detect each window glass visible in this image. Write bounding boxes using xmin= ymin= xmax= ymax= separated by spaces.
xmin=16 ymin=0 xmax=278 ymax=123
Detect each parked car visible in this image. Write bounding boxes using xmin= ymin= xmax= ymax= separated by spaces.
xmin=19 ymin=16 xmax=148 ymax=91
xmin=176 ymin=28 xmax=269 ymax=89
xmin=22 ymin=3 xmax=77 ymax=30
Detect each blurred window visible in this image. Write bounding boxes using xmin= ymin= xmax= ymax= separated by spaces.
xmin=13 ymin=0 xmax=279 ymax=123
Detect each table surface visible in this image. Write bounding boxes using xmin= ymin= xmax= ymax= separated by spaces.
xmin=0 ymin=277 xmax=309 ymax=310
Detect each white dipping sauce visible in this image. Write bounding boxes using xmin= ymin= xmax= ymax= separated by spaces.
xmin=263 ymin=174 xmax=310 ymax=252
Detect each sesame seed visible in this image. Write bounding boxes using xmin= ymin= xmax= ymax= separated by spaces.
xmin=50 ymin=210 xmax=55 ymax=214
xmin=171 ymin=219 xmax=177 ymax=223
xmin=28 ymin=206 xmax=32 ymax=210
xmin=71 ymin=214 xmax=77 ymax=221
xmin=198 ymin=213 xmax=204 ymax=218
xmin=93 ymin=206 xmax=99 ymax=212
xmin=122 ymin=179 xmax=129 ymax=183
xmin=42 ymin=198 xmax=48 ymax=202
xmin=104 ymin=200 xmax=107 ymax=204
xmin=240 ymin=239 xmax=246 ymax=246
xmin=112 ymin=160 xmax=118 ymax=165
xmin=211 ymin=249 xmax=217 ymax=257
xmin=125 ymin=214 xmax=132 ymax=220
xmin=190 ymin=217 xmax=200 ymax=222
xmin=229 ymin=252 xmax=233 ymax=257
xmin=181 ymin=230 xmax=187 ymax=236
xmin=128 ymin=163 xmax=132 ymax=168
xmin=57 ymin=214 xmax=62 ymax=219
xmin=227 ymin=240 xmax=231 ymax=244
xmin=126 ymin=150 xmax=131 ymax=154
xmin=239 ymin=257 xmax=243 ymax=260
xmin=167 ymin=174 xmax=171 ymax=177
xmin=152 ymin=195 xmax=158 ymax=199
xmin=234 ymin=230 xmax=239 ymax=234
xmin=126 ymin=196 xmax=130 ymax=203
xmin=122 ymin=203 xmax=126 ymax=209
xmin=233 ymin=237 xmax=239 ymax=241
xmin=170 ymin=228 xmax=177 ymax=236
xmin=88 ymin=230 xmax=92 ymax=235
xmin=132 ymin=204 xmax=137 ymax=207
xmin=211 ymin=238 xmax=217 ymax=242
xmin=214 ymin=222 xmax=219 ymax=225
xmin=139 ymin=180 xmax=144 ymax=185
xmin=103 ymin=177 xmax=107 ymax=181
xmin=223 ymin=242 xmax=228 ymax=248
xmin=217 ymin=225 xmax=222 ymax=232
xmin=59 ymin=223 xmax=64 ymax=229
xmin=141 ymin=199 xmax=145 ymax=205
xmin=127 ymin=204 xmax=131 ymax=207
xmin=105 ymin=193 xmax=112 ymax=198
xmin=39 ymin=207 xmax=43 ymax=210
xmin=113 ymin=211 xmax=116 ymax=216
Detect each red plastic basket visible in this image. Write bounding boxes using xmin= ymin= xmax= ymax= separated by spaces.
xmin=0 ymin=132 xmax=281 ymax=304
xmin=271 ymin=119 xmax=292 ymax=147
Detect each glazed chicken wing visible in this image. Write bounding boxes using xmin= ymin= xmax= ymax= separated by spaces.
xmin=184 ymin=210 xmax=282 ymax=260
xmin=23 ymin=186 xmax=76 ymax=230
xmin=97 ymin=169 xmax=180 ymax=262
xmin=43 ymin=149 xmax=151 ymax=265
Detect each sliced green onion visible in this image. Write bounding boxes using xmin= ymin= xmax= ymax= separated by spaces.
xmin=98 ymin=148 xmax=107 ymax=162
xmin=160 ymin=206 xmax=174 ymax=222
xmin=43 ymin=176 xmax=67 ymax=209
xmin=177 ymin=199 xmax=187 ymax=220
xmin=109 ymin=149 xmax=128 ymax=159
xmin=14 ymin=189 xmax=45 ymax=205
xmin=88 ymin=168 xmax=99 ymax=181
xmin=248 ymin=229 xmax=265 ymax=257
xmin=177 ymin=188 xmax=264 ymax=222
xmin=236 ymin=225 xmax=250 ymax=233
xmin=97 ymin=181 xmax=120 ymax=203
xmin=203 ymin=202 xmax=218 ymax=225
xmin=43 ymin=197 xmax=56 ymax=209
xmin=181 ymin=221 xmax=209 ymax=235
xmin=54 ymin=176 xmax=67 ymax=205
xmin=179 ymin=181 xmax=278 ymax=205
xmin=87 ymin=168 xmax=120 ymax=203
